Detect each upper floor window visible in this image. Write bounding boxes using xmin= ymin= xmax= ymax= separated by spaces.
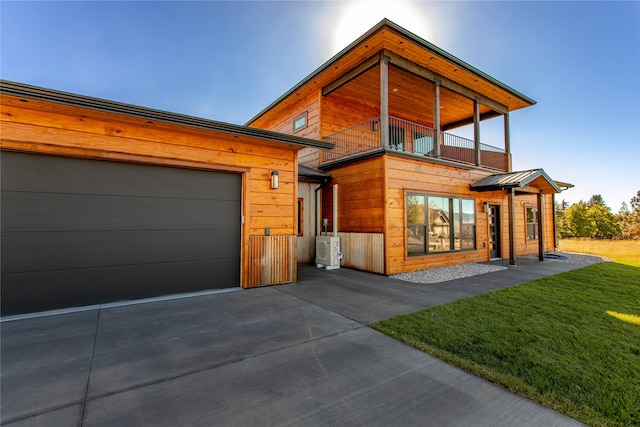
xmin=293 ymin=113 xmax=307 ymax=132
xmin=407 ymin=193 xmax=475 ymax=255
xmin=526 ymin=206 xmax=538 ymax=240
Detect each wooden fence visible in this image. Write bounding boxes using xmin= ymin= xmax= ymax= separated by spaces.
xmin=248 ymin=235 xmax=297 ymax=287
xmin=338 ymin=232 xmax=385 ymax=274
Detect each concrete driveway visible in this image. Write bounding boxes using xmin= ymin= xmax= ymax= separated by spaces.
xmin=1 ymin=260 xmax=588 ymax=426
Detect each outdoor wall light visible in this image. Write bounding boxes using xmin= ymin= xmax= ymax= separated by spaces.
xmin=270 ymin=171 xmax=279 ymax=189
xmin=483 ymin=202 xmax=490 ymax=213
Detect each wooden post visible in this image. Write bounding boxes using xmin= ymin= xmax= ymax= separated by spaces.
xmin=380 ymin=54 xmax=390 ymax=149
xmin=433 ymin=79 xmax=441 ymax=158
xmin=538 ymin=192 xmax=544 ymax=261
xmin=474 ymin=98 xmax=481 ymax=166
xmin=508 ymin=188 xmax=516 ymax=266
xmin=504 ymin=112 xmax=511 ymax=172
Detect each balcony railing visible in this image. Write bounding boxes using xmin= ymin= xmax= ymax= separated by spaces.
xmin=322 ymin=116 xmax=508 ymax=171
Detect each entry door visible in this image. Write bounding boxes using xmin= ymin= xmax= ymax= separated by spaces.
xmin=489 ymin=205 xmax=501 ymax=259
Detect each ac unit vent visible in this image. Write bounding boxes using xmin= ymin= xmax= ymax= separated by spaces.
xmin=315 ymin=236 xmax=342 ymax=270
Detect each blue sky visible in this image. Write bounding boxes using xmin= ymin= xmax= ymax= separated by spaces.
xmin=2 ymin=1 xmax=638 ymax=211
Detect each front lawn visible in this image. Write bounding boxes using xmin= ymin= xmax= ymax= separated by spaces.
xmin=372 ymin=262 xmax=640 ymax=426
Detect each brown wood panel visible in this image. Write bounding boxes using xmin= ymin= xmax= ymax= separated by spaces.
xmin=247 ymin=235 xmax=296 ymax=287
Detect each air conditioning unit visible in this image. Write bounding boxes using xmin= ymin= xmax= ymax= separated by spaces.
xmin=315 ymin=235 xmax=342 ymax=270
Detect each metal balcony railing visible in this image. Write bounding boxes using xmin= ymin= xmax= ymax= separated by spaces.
xmin=321 ymin=116 xmax=508 ymax=170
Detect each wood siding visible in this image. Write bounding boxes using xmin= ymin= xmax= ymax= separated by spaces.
xmin=1 ymin=94 xmax=301 ymax=288
xmin=248 ymin=235 xmax=297 ymax=287
xmin=322 ymin=156 xmax=386 ymax=234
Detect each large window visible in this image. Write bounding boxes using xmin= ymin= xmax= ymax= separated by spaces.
xmin=407 ymin=193 xmax=476 ymax=255
xmin=526 ymin=206 xmax=538 ymax=240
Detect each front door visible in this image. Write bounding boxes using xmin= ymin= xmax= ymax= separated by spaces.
xmin=489 ymin=205 xmax=501 ymax=259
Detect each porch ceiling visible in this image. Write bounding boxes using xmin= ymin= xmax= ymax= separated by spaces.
xmin=330 ymin=63 xmax=496 ymax=129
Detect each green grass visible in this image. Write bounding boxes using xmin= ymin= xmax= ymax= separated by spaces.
xmin=372 ymin=262 xmax=640 ymax=426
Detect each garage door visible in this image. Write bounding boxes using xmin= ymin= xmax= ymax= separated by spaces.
xmin=1 ymin=152 xmax=241 ymax=315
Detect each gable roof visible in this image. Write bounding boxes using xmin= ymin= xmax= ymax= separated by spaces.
xmin=0 ymin=80 xmax=333 ymax=150
xmin=470 ymin=169 xmax=562 ymax=194
xmin=247 ymin=19 xmax=535 ymax=127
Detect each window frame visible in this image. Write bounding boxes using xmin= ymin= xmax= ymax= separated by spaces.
xmin=526 ymin=206 xmax=538 ymax=240
xmin=406 ymin=192 xmax=476 ymax=256
xmin=297 ymin=198 xmax=304 ymax=237
xmin=293 ymin=112 xmax=307 ymax=133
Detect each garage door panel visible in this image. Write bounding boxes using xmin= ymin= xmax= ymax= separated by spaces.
xmin=1 ymin=153 xmax=241 ymax=201
xmin=1 ymin=152 xmax=242 ymax=315
xmin=1 ymin=258 xmax=240 ymax=314
xmin=2 ymin=192 xmax=240 ymax=232
xmin=1 ymin=229 xmax=241 ymax=274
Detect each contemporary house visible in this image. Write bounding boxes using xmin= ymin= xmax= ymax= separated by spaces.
xmin=247 ymin=19 xmax=569 ymax=276
xmin=1 ymin=19 xmax=568 ymax=314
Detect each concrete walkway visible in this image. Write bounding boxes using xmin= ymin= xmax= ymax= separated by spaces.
xmin=1 ymin=258 xmax=592 ymax=426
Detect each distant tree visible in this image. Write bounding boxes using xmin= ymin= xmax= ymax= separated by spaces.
xmin=555 ymin=199 xmax=570 ymax=238
xmin=618 ymin=191 xmax=640 ymax=238
xmin=565 ymin=201 xmax=595 ymax=237
xmin=587 ymin=194 xmax=606 ymax=207
xmin=588 ymin=204 xmax=620 ymax=238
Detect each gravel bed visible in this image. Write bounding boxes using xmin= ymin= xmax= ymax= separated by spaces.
xmin=522 ymin=251 xmax=610 ymax=264
xmin=391 ymin=263 xmax=507 ymax=285
xmin=392 ymin=251 xmax=608 ymax=285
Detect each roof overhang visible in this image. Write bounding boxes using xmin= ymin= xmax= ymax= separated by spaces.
xmin=298 ymin=165 xmax=330 ymax=182
xmin=1 ymin=80 xmax=334 ymax=151
xmin=470 ymin=169 xmax=562 ymax=194
xmin=247 ymin=18 xmax=536 ymax=127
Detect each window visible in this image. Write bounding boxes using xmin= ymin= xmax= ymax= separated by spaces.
xmin=297 ymin=198 xmax=304 ymax=236
xmin=526 ymin=206 xmax=538 ymax=240
xmin=407 ymin=193 xmax=476 ymax=255
xmin=293 ymin=113 xmax=307 ymax=132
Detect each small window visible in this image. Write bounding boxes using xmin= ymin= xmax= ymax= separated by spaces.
xmin=293 ymin=113 xmax=307 ymax=132
xmin=297 ymin=198 xmax=304 ymax=236
xmin=526 ymin=206 xmax=538 ymax=240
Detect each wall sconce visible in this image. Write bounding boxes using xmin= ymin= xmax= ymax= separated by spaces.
xmin=372 ymin=120 xmax=378 ymax=131
xmin=483 ymin=202 xmax=490 ymax=213
xmin=270 ymin=171 xmax=279 ymax=190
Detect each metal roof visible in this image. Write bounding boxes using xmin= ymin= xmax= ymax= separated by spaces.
xmin=470 ymin=169 xmax=562 ymax=194
xmin=0 ymin=80 xmax=334 ymax=151
xmin=298 ymin=165 xmax=330 ymax=181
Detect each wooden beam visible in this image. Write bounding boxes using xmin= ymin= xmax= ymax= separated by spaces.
xmin=474 ymin=98 xmax=481 ymax=166
xmin=380 ymin=53 xmax=390 ymax=148
xmin=434 ymin=79 xmax=441 ymax=158
xmin=504 ymin=112 xmax=511 ymax=172
xmin=322 ymin=54 xmax=380 ymax=96
xmin=441 ymin=111 xmax=502 ymax=132
xmin=384 ymin=50 xmax=509 ymax=114
xmin=537 ymin=193 xmax=545 ymax=261
xmin=508 ymin=188 xmax=516 ymax=266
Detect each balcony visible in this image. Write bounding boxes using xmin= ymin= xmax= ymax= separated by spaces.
xmin=321 ymin=116 xmax=509 ymax=171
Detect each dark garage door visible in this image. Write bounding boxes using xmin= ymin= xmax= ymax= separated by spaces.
xmin=1 ymin=152 xmax=241 ymax=315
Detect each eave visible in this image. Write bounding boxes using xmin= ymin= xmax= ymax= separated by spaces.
xmin=0 ymin=80 xmax=334 ymax=151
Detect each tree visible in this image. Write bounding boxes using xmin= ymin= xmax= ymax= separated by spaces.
xmin=555 ymin=199 xmax=570 ymax=238
xmin=587 ymin=194 xmax=606 ymax=207
xmin=618 ymin=191 xmax=640 ymax=238
xmin=565 ymin=201 xmax=595 ymax=237
xmin=588 ymin=204 xmax=620 ymax=238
